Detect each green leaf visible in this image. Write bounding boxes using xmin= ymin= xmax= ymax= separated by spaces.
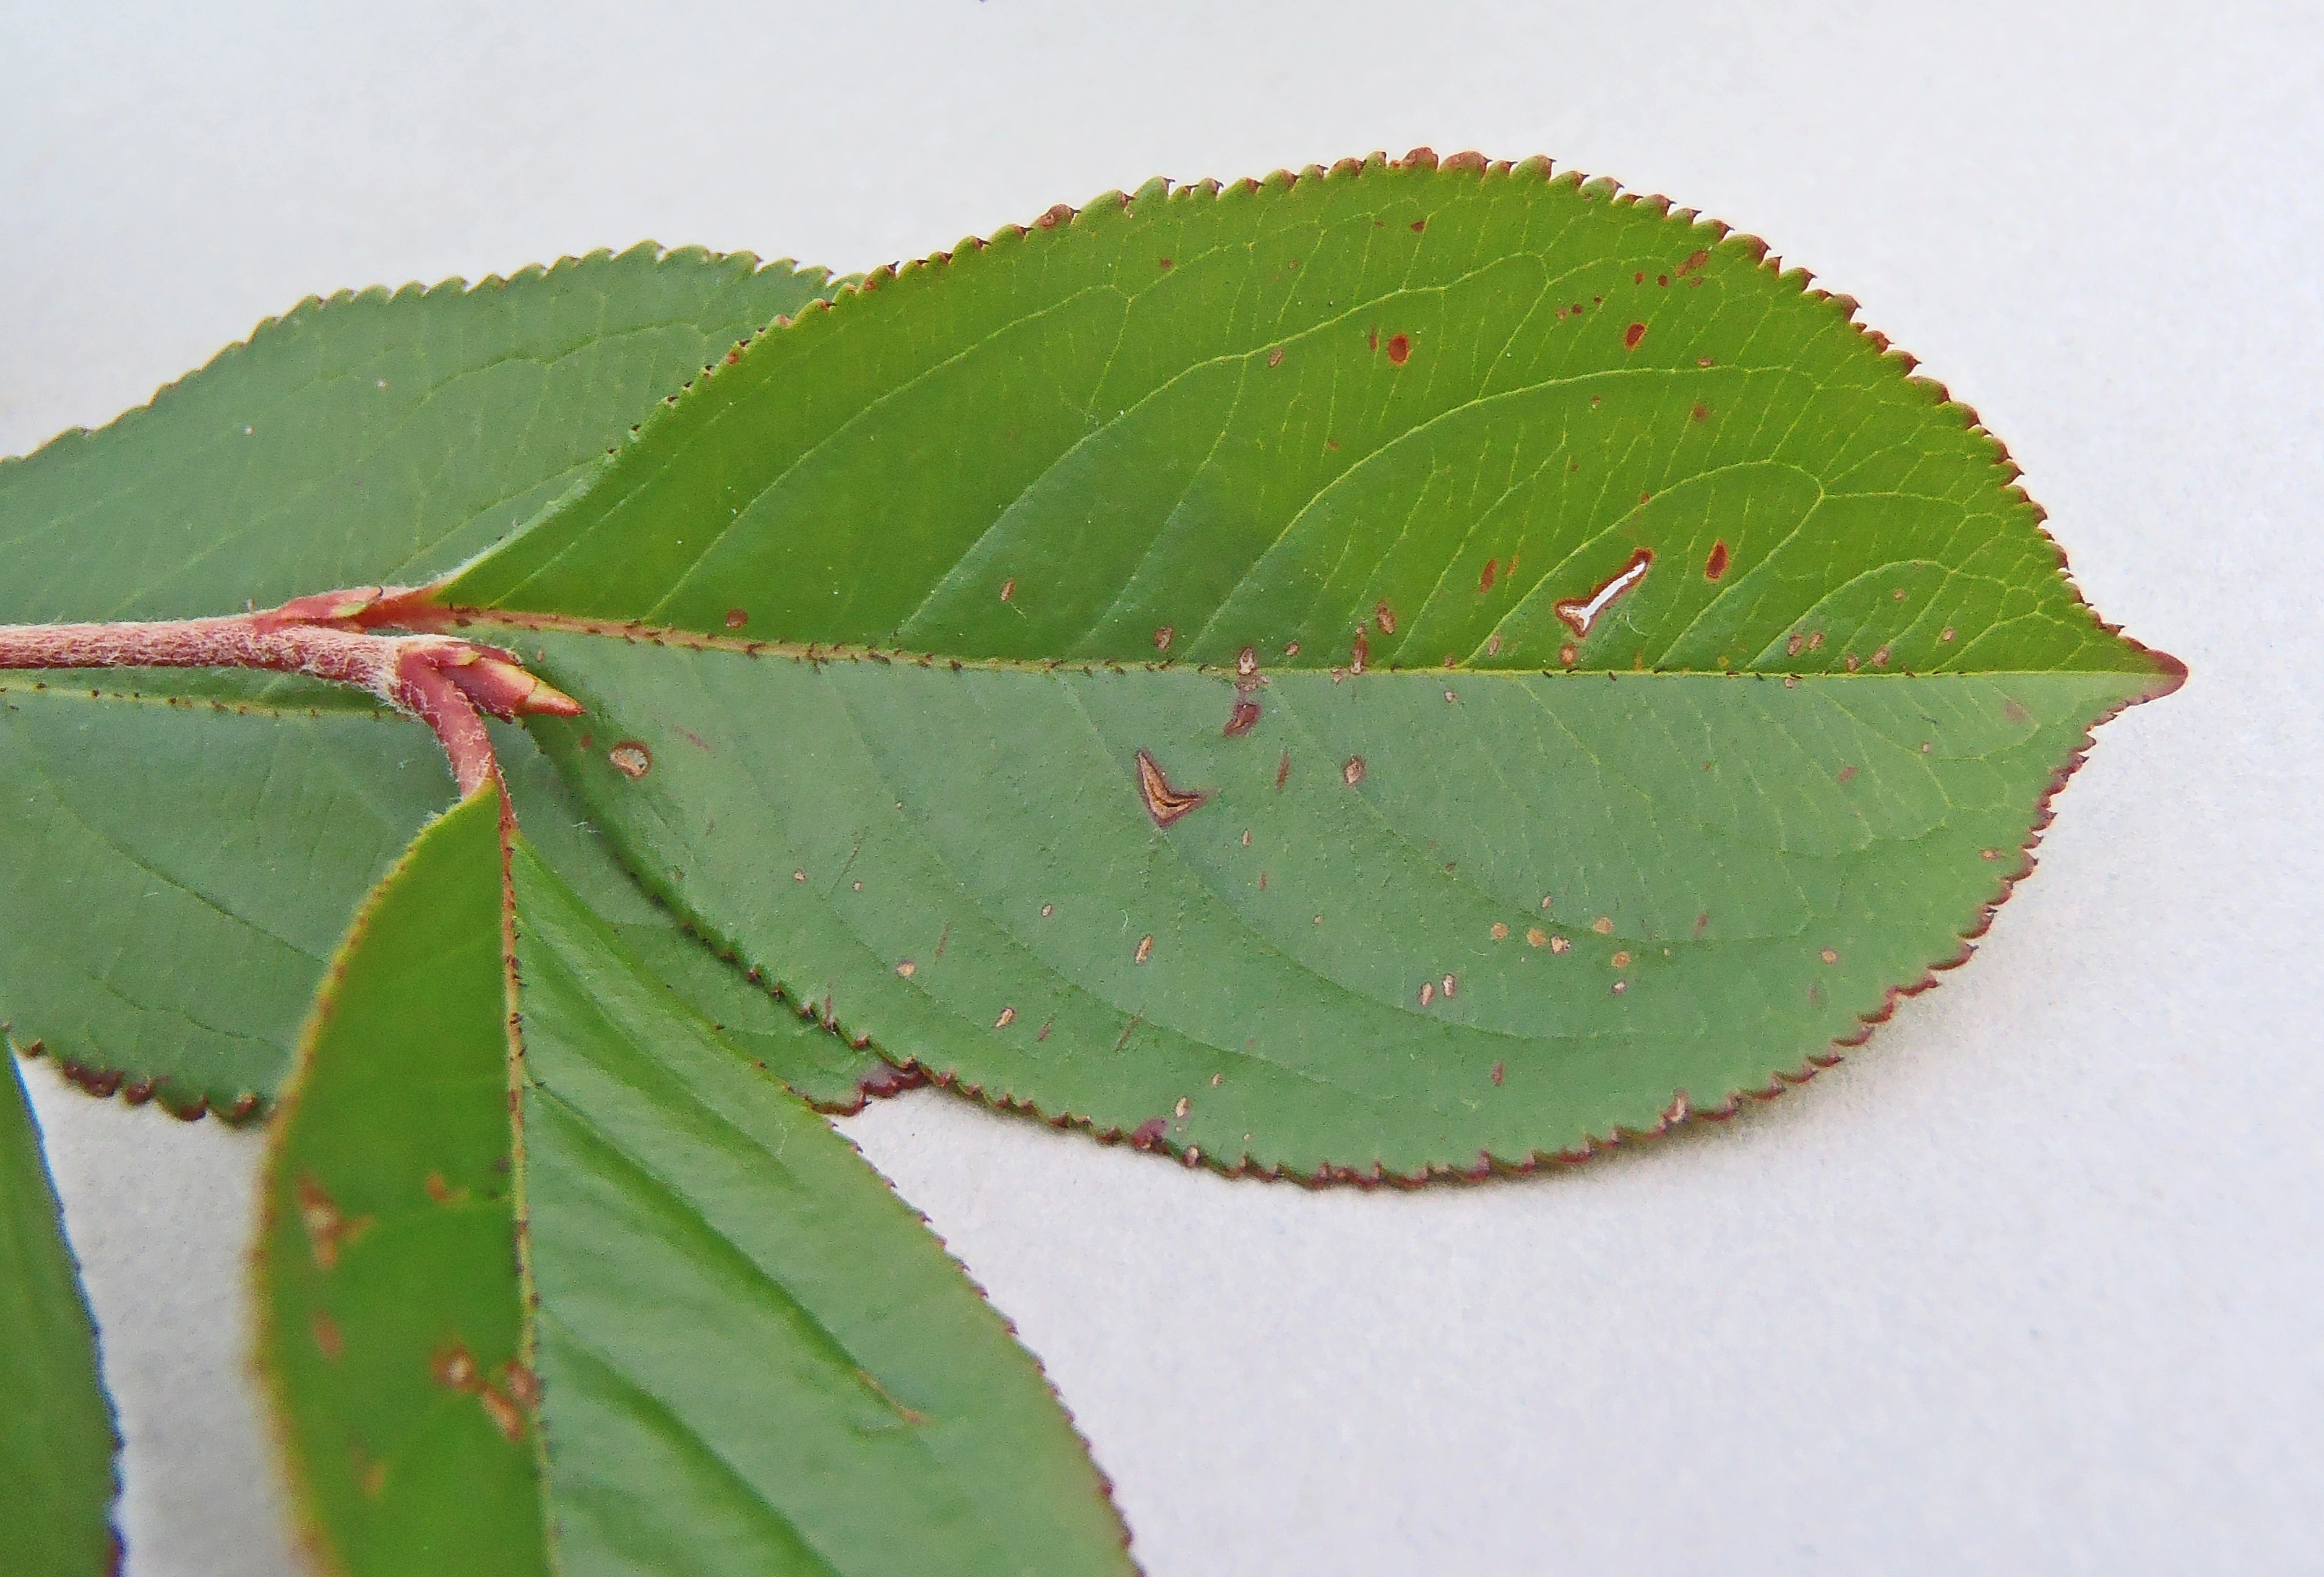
xmin=259 ymin=784 xmax=1131 ymax=1576
xmin=0 ymin=676 xmax=460 ymax=1116
xmin=257 ymin=788 xmax=546 ymax=1576
xmin=1 ymin=245 xmax=835 ymax=623
xmin=0 ymin=1053 xmax=122 ymax=1577
xmin=443 ymin=154 xmax=2179 ymax=1176
xmin=0 ymin=679 xmax=884 ymax=1119
xmin=0 ymin=249 xmax=876 ymax=1114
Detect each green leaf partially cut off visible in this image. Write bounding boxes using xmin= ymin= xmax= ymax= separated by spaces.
xmin=259 ymin=786 xmax=1131 ymax=1576
xmin=449 ymin=152 xmax=2180 ymax=1177
xmin=1 ymin=244 xmax=835 ymax=623
xmin=0 ymin=1054 xmax=123 ymax=1577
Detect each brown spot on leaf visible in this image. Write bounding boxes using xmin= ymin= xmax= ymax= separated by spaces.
xmin=424 ymin=1172 xmax=463 ymax=1205
xmin=1224 ymin=698 xmax=1260 ymax=737
xmin=503 ymin=1361 xmax=540 ymax=1410
xmin=1275 ymin=750 xmax=1292 ymax=790
xmin=1942 ymin=627 xmax=1956 ymax=642
xmin=1267 ymin=346 xmax=1285 ymax=367
xmin=2003 ymin=697 xmax=2032 ymax=724
xmin=1808 ymin=631 xmax=1825 ymax=650
xmin=1691 ymin=402 xmax=1710 ymax=422
xmin=999 ymin=578 xmax=1014 ymax=602
xmin=1351 ymin=630 xmax=1369 ymax=674
xmin=1154 ymin=625 xmax=1173 ymax=652
xmin=1694 ymin=912 xmax=1710 ymax=939
xmin=1837 ymin=765 xmax=1857 ymax=785
xmin=1174 ymin=1096 xmax=1190 ymax=1119
xmin=724 ymin=608 xmax=748 ymax=629
xmin=1491 ymin=922 xmax=1510 ymax=940
xmin=1442 ymin=973 xmax=1457 ymax=997
xmin=1342 ymin=756 xmax=1366 ymax=786
xmin=1611 ymin=950 xmax=1632 ymax=969
xmin=1559 ymin=643 xmax=1578 ymax=666
xmin=478 ymin=1385 xmax=524 ymax=1443
xmin=1592 ymin=916 xmax=1615 ymax=935
xmin=1135 ymin=749 xmax=1209 ymax=827
xmin=1525 ymin=927 xmax=1548 ymax=948
xmin=1676 ymin=247 xmax=1711 ymax=277
xmin=1386 ymin=333 xmax=1411 ymax=365
xmin=1374 ymin=601 xmax=1397 ymax=635
xmin=1705 ymin=541 xmax=1729 ymax=580
xmin=1786 ymin=632 xmax=1804 ymax=656
xmin=1135 ymin=934 xmax=1155 ymax=964
xmin=1624 ymin=321 xmax=1646 ymax=350
xmin=1419 ymin=981 xmax=1434 ymax=1007
xmin=1159 ymin=257 xmax=1174 ymax=270
xmin=311 ymin=1312 xmax=343 ymax=1361
xmin=1821 ymin=948 xmax=1839 ymax=964
xmin=1550 ymin=934 xmax=1572 ymax=953
xmin=296 ymin=1177 xmax=371 ymax=1271
xmin=1131 ymin=1116 xmax=1167 ymax=1148
xmin=994 ymin=1007 xmax=1015 ymax=1029
xmin=1411 ymin=218 xmax=1427 ymax=233
xmin=434 ymin=1345 xmax=480 ymax=1393
xmin=608 ymin=742 xmax=652 ymax=780
xmin=1479 ymin=557 xmax=1497 ymax=593
xmin=1237 ymin=645 xmax=1258 ymax=678
xmin=895 ymin=960 xmax=916 ymax=978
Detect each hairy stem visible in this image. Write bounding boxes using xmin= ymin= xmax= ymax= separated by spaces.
xmin=0 ymin=588 xmax=580 ymax=801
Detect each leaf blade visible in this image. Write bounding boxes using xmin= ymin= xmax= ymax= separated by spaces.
xmin=1 ymin=247 xmax=835 ymax=622
xmin=515 ymin=637 xmax=2158 ymax=1175
xmin=0 ymin=1054 xmax=121 ymax=1577
xmin=259 ymin=786 xmax=1133 ymax=1576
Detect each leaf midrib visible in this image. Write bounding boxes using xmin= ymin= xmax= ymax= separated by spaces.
xmin=447 ymin=608 xmax=2159 ymax=681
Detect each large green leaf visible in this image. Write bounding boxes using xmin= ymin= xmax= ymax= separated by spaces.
xmin=259 ymin=785 xmax=1131 ymax=1576
xmin=0 ymin=1053 xmax=122 ymax=1577
xmin=0 ymin=249 xmax=883 ymax=1114
xmin=444 ymin=153 xmax=2179 ymax=1177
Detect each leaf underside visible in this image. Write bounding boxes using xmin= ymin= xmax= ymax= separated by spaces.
xmin=259 ymin=788 xmax=1132 ymax=1577
xmin=0 ymin=249 xmax=883 ymax=1114
xmin=437 ymin=153 xmax=2177 ymax=1177
xmin=0 ymin=1053 xmax=121 ymax=1577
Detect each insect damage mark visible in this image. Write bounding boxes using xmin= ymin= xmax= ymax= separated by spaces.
xmin=1135 ymin=749 xmax=1210 ymax=827
xmin=1553 ymin=548 xmax=1653 ymax=638
xmin=608 ymin=741 xmax=652 ymax=779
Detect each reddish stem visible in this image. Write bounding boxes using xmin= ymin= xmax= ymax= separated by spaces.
xmin=0 ymin=588 xmax=579 ymax=804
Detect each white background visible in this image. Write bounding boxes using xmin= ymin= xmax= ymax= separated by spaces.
xmin=6 ymin=2 xmax=2320 ymax=1571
